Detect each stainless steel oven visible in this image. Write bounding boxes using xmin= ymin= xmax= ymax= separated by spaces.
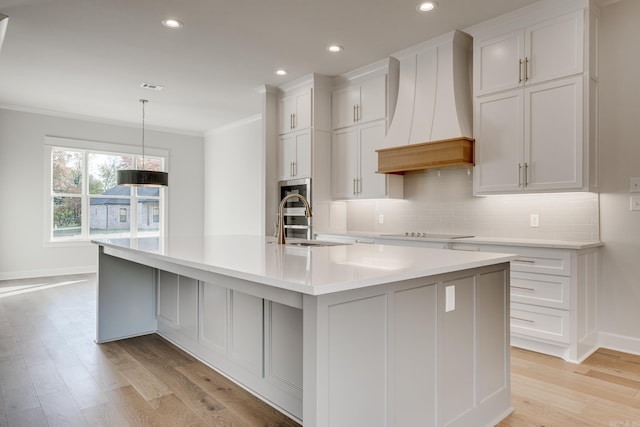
xmin=278 ymin=178 xmax=312 ymax=240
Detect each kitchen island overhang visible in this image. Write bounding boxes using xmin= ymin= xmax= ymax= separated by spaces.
xmin=93 ymin=236 xmax=517 ymax=427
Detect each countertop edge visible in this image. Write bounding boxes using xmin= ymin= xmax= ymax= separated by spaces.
xmin=316 ymin=232 xmax=604 ymax=250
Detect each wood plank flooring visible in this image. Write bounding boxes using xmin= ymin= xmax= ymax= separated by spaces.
xmin=1 ymin=274 xmax=640 ymax=426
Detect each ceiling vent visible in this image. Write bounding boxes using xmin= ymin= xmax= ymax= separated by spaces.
xmin=140 ymin=82 xmax=165 ymax=91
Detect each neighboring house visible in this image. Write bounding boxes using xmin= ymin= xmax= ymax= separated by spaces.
xmin=90 ymin=186 xmax=159 ymax=232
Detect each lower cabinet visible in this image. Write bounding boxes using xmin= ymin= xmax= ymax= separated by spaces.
xmin=450 ymin=242 xmax=599 ymax=362
xmin=157 ymin=271 xmax=303 ymax=420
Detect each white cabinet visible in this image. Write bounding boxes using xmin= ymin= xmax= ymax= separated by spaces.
xmin=475 ymin=75 xmax=583 ymax=192
xmin=472 ymin=5 xmax=597 ymax=195
xmin=332 ymin=120 xmax=401 ymax=199
xmin=475 ymin=11 xmax=583 ymax=96
xmin=330 ymin=63 xmax=402 ymax=200
xmin=279 ymin=88 xmax=312 ymax=134
xmin=332 ymin=74 xmax=386 ymax=130
xmin=278 ymin=130 xmax=311 ymax=180
xmin=450 ymin=241 xmax=599 ymax=363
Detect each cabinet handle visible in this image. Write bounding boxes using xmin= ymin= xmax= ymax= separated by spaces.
xmin=524 ymin=162 xmax=529 ymax=187
xmin=293 ymin=161 xmax=297 ymax=177
xmin=514 ymin=259 xmax=536 ymax=264
xmin=290 ymin=162 xmax=294 ymax=177
xmin=518 ymin=59 xmax=523 ymax=84
xmin=511 ymin=285 xmax=535 ymax=291
xmin=511 ymin=316 xmax=535 ymax=323
xmin=524 ymin=57 xmax=529 ymax=82
xmin=356 ymin=104 xmax=360 ymax=122
xmin=353 ymin=105 xmax=357 ymax=123
xmin=357 ymin=178 xmax=361 ymax=194
xmin=518 ymin=164 xmax=523 ymax=187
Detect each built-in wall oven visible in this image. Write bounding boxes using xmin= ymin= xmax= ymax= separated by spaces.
xmin=278 ymin=178 xmax=312 ymax=240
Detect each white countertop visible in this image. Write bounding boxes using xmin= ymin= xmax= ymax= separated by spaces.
xmin=317 ymin=232 xmax=603 ymax=250
xmin=93 ymin=236 xmax=517 ymax=296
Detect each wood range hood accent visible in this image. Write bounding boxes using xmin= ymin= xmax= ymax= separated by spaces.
xmin=376 ymin=137 xmax=474 ymax=175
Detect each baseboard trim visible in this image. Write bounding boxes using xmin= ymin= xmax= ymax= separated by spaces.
xmin=0 ymin=266 xmax=96 ymax=281
xmin=598 ymin=332 xmax=640 ymax=357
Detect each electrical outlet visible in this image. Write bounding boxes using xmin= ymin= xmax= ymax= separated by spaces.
xmin=631 ymin=178 xmax=640 ymax=193
xmin=631 ymin=196 xmax=640 ymax=211
xmin=378 ymin=214 xmax=384 ymax=224
xmin=445 ymin=285 xmax=455 ymax=312
xmin=530 ymin=214 xmax=539 ymax=228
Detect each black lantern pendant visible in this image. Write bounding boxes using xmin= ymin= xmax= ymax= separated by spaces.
xmin=117 ymin=99 xmax=169 ymax=187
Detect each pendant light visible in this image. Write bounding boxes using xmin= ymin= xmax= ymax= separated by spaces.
xmin=117 ymin=99 xmax=169 ymax=186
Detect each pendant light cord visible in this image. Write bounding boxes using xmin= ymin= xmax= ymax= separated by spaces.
xmin=140 ymin=99 xmax=147 ymax=167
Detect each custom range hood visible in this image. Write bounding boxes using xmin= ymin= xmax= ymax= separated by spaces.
xmin=378 ymin=30 xmax=474 ymax=174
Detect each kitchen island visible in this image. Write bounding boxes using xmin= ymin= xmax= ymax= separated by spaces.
xmin=93 ymin=235 xmax=516 ymax=427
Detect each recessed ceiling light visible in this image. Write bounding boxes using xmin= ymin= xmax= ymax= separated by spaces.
xmin=327 ymin=44 xmax=344 ymax=53
xmin=162 ymin=18 xmax=183 ymax=29
xmin=416 ymin=1 xmax=438 ymax=12
xmin=275 ymin=69 xmax=288 ymax=76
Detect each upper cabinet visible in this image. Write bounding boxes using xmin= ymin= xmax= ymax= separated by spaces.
xmin=330 ymin=60 xmax=402 ymax=199
xmin=279 ymin=88 xmax=312 ymax=135
xmin=476 ymin=11 xmax=584 ymax=97
xmin=332 ymin=74 xmax=387 ymax=130
xmin=469 ymin=1 xmax=599 ymax=195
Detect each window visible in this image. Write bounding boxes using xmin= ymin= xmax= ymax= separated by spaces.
xmin=45 ymin=137 xmax=168 ymax=244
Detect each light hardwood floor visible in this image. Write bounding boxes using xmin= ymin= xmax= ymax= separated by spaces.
xmin=1 ymin=274 xmax=639 ymax=426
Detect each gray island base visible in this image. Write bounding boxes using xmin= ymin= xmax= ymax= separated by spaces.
xmin=93 ymin=236 xmax=516 ymax=427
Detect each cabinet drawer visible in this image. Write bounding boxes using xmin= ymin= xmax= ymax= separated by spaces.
xmin=510 ymin=302 xmax=569 ymax=344
xmin=486 ymin=246 xmax=571 ymax=276
xmin=510 ymin=272 xmax=570 ymax=309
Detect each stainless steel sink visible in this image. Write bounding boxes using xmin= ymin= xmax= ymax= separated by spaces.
xmin=268 ymin=239 xmax=351 ymax=247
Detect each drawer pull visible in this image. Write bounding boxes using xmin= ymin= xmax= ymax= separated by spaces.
xmin=511 ymin=285 xmax=535 ymax=291
xmin=511 ymin=316 xmax=535 ymax=323
xmin=514 ymin=259 xmax=536 ymax=264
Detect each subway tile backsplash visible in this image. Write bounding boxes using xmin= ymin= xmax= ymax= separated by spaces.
xmin=346 ymin=168 xmax=600 ymax=241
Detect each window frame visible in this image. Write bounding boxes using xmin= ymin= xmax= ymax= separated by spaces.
xmin=44 ymin=136 xmax=169 ymax=246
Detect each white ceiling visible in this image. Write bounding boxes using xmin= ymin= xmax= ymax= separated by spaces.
xmin=0 ymin=0 xmax=556 ymax=135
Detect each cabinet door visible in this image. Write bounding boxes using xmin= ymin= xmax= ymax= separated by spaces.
xmin=474 ymin=90 xmax=524 ymax=194
xmin=526 ymin=11 xmax=584 ymax=85
xmin=279 ymin=88 xmax=312 ymax=134
xmin=294 ymin=89 xmax=312 ymax=131
xmin=332 ymin=86 xmax=360 ymax=129
xmin=475 ymin=30 xmax=524 ymax=96
xmin=359 ymin=75 xmax=386 ymax=123
xmin=524 ymin=76 xmax=583 ymax=191
xmin=331 ymin=128 xmax=358 ymax=198
xmin=358 ymin=120 xmax=388 ymax=198
xmin=278 ymin=133 xmax=296 ymax=180
xmin=279 ymin=95 xmax=295 ymax=134
xmin=279 ymin=131 xmax=311 ymax=180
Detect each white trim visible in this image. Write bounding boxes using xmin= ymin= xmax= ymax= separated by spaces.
xmin=598 ymin=332 xmax=640 ymax=357
xmin=45 ymin=135 xmax=169 ymax=158
xmin=0 ymin=266 xmax=96 ymax=281
xmin=0 ymin=104 xmax=204 ymax=137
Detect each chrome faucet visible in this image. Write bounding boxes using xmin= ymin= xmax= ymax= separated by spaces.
xmin=277 ymin=194 xmax=313 ymax=244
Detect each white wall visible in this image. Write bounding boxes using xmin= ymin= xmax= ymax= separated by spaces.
xmin=597 ymin=0 xmax=640 ymax=352
xmin=204 ymin=115 xmax=264 ymax=236
xmin=0 ymin=108 xmax=204 ymax=279
xmin=347 ymin=168 xmax=600 ymax=241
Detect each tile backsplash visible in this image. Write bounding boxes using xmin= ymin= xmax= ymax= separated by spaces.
xmin=347 ymin=168 xmax=600 ymax=241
